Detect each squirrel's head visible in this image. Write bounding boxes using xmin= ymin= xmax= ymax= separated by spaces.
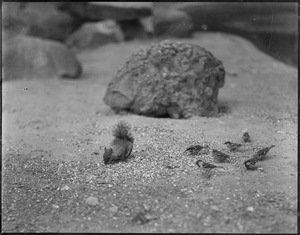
xmin=103 ymin=147 xmax=113 ymax=165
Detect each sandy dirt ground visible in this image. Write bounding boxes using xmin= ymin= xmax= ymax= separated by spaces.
xmin=2 ymin=32 xmax=298 ymax=233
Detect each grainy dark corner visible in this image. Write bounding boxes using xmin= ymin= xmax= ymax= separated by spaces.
xmin=2 ymin=1 xmax=297 ymax=233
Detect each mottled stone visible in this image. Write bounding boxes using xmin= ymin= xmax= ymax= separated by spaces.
xmin=104 ymin=40 xmax=225 ymax=118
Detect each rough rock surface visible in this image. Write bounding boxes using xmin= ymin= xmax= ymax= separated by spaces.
xmin=66 ymin=21 xmax=124 ymax=51
xmin=3 ymin=33 xmax=82 ymax=80
xmin=104 ymin=40 xmax=225 ymax=118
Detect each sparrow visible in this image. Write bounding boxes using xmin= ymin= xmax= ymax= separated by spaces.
xmin=244 ymin=156 xmax=259 ymax=170
xmin=132 ymin=212 xmax=152 ymax=225
xmin=166 ymin=165 xmax=179 ymax=169
xmin=196 ymin=159 xmax=224 ymax=169
xmin=212 ymin=149 xmax=230 ymax=163
xmin=224 ymin=141 xmax=242 ymax=151
xmin=254 ymin=145 xmax=275 ymax=161
xmin=242 ymin=132 xmax=251 ymax=142
xmin=184 ymin=145 xmax=209 ymax=155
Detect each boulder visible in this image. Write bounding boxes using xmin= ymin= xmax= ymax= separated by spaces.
xmin=3 ymin=33 xmax=82 ymax=80
xmin=154 ymin=4 xmax=194 ymax=38
xmin=66 ymin=21 xmax=124 ymax=51
xmin=3 ymin=2 xmax=153 ymax=43
xmin=140 ymin=16 xmax=154 ymax=36
xmin=59 ymin=2 xmax=153 ymax=41
xmin=103 ymin=40 xmax=225 ymax=118
xmin=3 ymin=2 xmax=82 ymax=42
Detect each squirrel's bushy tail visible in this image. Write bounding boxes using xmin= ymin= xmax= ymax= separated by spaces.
xmin=113 ymin=121 xmax=134 ymax=142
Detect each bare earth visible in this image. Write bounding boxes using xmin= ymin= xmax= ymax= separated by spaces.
xmin=2 ymin=33 xmax=297 ymax=233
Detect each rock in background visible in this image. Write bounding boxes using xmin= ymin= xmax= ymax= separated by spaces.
xmin=59 ymin=2 xmax=153 ymax=43
xmin=2 ymin=2 xmax=82 ymax=42
xmin=2 ymin=2 xmax=82 ymax=80
xmin=66 ymin=21 xmax=124 ymax=51
xmin=153 ymin=2 xmax=297 ymax=67
xmin=104 ymin=40 xmax=225 ymax=118
xmin=154 ymin=4 xmax=194 ymax=38
xmin=3 ymin=33 xmax=82 ymax=80
xmin=3 ymin=2 xmax=153 ymax=43
xmin=2 ymin=2 xmax=153 ymax=80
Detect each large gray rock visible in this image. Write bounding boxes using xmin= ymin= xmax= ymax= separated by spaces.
xmin=3 ymin=2 xmax=82 ymax=42
xmin=3 ymin=33 xmax=82 ymax=80
xmin=3 ymin=2 xmax=153 ymax=43
xmin=154 ymin=4 xmax=194 ymax=38
xmin=66 ymin=21 xmax=124 ymax=51
xmin=59 ymin=2 xmax=153 ymax=41
xmin=104 ymin=40 xmax=225 ymax=118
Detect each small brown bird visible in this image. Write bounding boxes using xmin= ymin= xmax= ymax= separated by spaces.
xmin=184 ymin=145 xmax=209 ymax=155
xmin=224 ymin=141 xmax=242 ymax=151
xmin=196 ymin=159 xmax=224 ymax=169
xmin=212 ymin=149 xmax=230 ymax=163
xmin=132 ymin=212 xmax=151 ymax=225
xmin=242 ymin=132 xmax=251 ymax=142
xmin=244 ymin=156 xmax=259 ymax=170
xmin=254 ymin=145 xmax=275 ymax=161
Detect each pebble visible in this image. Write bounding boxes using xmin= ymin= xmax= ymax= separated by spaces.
xmin=61 ymin=185 xmax=70 ymax=191
xmin=132 ymin=212 xmax=150 ymax=225
xmin=228 ymin=70 xmax=238 ymax=77
xmin=109 ymin=205 xmax=119 ymax=213
xmin=276 ymin=130 xmax=286 ymax=134
xmin=143 ymin=204 xmax=150 ymax=211
xmin=246 ymin=206 xmax=254 ymax=212
xmin=211 ymin=205 xmax=221 ymax=212
xmin=85 ymin=196 xmax=99 ymax=206
xmin=224 ymin=216 xmax=231 ymax=223
xmin=52 ymin=204 xmax=59 ymax=209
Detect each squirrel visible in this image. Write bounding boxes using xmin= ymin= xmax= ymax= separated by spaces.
xmin=103 ymin=121 xmax=134 ymax=164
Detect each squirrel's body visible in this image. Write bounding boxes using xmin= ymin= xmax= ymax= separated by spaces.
xmin=103 ymin=121 xmax=134 ymax=164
